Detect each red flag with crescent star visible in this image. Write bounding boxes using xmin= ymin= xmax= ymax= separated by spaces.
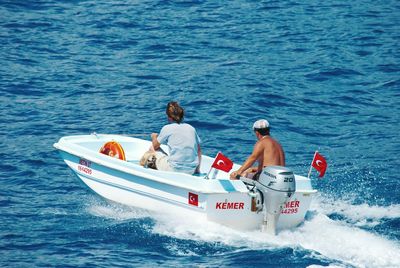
xmin=188 ymin=192 xmax=198 ymax=206
xmin=211 ymin=152 xmax=233 ymax=172
xmin=311 ymin=151 xmax=327 ymax=178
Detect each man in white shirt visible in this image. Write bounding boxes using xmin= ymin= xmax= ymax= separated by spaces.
xmin=151 ymin=102 xmax=202 ymax=174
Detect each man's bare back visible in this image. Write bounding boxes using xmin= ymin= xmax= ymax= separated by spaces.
xmin=257 ymin=136 xmax=285 ymax=168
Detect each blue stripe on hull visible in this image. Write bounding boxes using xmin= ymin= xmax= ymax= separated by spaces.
xmin=60 ymin=151 xmax=204 ymax=212
xmin=77 ymin=171 xmax=203 ymax=212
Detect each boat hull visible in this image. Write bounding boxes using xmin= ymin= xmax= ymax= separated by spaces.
xmin=55 ymin=134 xmax=317 ymax=231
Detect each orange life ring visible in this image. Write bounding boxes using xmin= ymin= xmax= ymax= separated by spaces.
xmin=99 ymin=141 xmax=126 ymax=161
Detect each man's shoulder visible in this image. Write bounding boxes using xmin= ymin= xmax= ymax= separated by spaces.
xmin=258 ymin=136 xmax=276 ymax=147
xmin=262 ymin=136 xmax=283 ymax=150
xmin=179 ymin=123 xmax=196 ymax=131
xmin=163 ymin=123 xmax=194 ymax=131
xmin=162 ymin=123 xmax=178 ymax=129
xmin=159 ymin=123 xmax=178 ymax=135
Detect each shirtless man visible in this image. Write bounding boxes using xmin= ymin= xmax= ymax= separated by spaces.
xmin=230 ymin=119 xmax=285 ymax=180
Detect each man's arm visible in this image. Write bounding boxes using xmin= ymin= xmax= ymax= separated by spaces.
xmin=197 ymin=143 xmax=202 ymax=165
xmin=151 ymin=133 xmax=161 ymax=150
xmin=195 ymin=143 xmax=202 ymax=173
xmin=230 ymin=142 xmax=263 ymax=179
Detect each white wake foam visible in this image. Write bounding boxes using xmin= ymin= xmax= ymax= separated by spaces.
xmin=151 ymin=195 xmax=400 ymax=268
xmin=282 ymin=213 xmax=400 ymax=268
xmin=312 ymin=195 xmax=400 ymax=227
xmin=150 ymin=210 xmax=400 ymax=267
xmin=86 ymin=195 xmax=400 ymax=267
xmin=86 ymin=196 xmax=150 ymax=220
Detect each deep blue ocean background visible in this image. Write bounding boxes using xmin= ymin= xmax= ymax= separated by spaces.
xmin=1 ymin=0 xmax=399 ymax=267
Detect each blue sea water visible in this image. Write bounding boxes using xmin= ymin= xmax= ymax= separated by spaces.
xmin=1 ymin=0 xmax=399 ymax=267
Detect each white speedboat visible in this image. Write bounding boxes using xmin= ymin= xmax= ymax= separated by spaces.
xmin=54 ymin=133 xmax=317 ymax=234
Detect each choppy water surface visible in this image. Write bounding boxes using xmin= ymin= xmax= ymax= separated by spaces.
xmin=1 ymin=1 xmax=399 ymax=267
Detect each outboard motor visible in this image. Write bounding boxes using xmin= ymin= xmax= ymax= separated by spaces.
xmin=255 ymin=166 xmax=296 ymax=235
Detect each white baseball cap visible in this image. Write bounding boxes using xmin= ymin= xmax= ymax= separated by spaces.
xmin=253 ymin=119 xmax=270 ymax=130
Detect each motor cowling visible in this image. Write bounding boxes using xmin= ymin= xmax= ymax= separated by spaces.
xmin=255 ymin=166 xmax=296 ymax=235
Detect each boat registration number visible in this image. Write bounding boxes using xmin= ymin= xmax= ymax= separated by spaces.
xmin=281 ymin=200 xmax=300 ymax=214
xmin=281 ymin=208 xmax=298 ymax=214
xmin=78 ymin=165 xmax=92 ymax=175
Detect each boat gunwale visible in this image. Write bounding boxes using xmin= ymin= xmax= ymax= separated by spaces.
xmin=54 ymin=134 xmax=316 ymax=195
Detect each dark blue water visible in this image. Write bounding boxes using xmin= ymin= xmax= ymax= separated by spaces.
xmin=1 ymin=0 xmax=399 ymax=267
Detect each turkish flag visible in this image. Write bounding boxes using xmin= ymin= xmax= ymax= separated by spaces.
xmin=211 ymin=152 xmax=233 ymax=172
xmin=312 ymin=151 xmax=327 ymax=178
xmin=188 ymin=192 xmax=198 ymax=206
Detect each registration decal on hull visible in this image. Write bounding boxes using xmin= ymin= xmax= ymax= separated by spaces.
xmin=78 ymin=158 xmax=92 ymax=175
xmin=79 ymin=158 xmax=92 ymax=167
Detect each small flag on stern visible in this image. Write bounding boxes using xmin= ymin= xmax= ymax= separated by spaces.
xmin=309 ymin=151 xmax=328 ymax=178
xmin=211 ymin=152 xmax=233 ymax=172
